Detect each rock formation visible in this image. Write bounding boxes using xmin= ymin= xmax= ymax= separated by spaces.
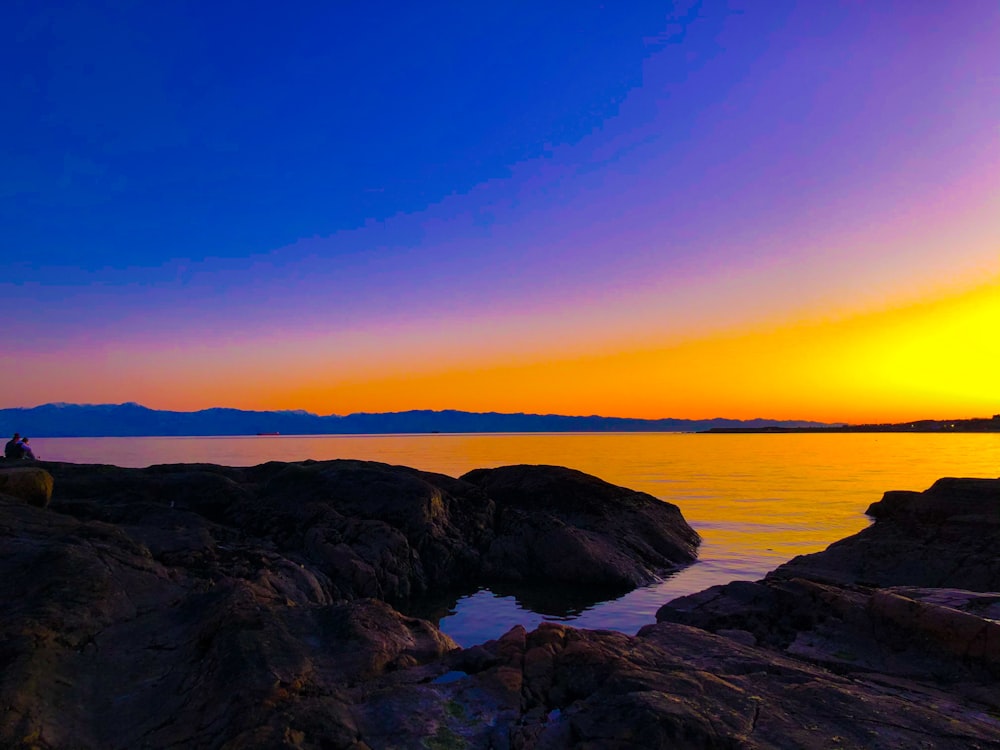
xmin=462 ymin=464 xmax=700 ymax=590
xmin=0 ymin=459 xmax=699 ymax=748
xmin=774 ymin=476 xmax=1000 ymax=590
xmin=2 ymin=462 xmax=999 ymax=748
xmin=656 ymin=478 xmax=1000 ymax=747
xmin=0 ymin=465 xmax=53 ymax=507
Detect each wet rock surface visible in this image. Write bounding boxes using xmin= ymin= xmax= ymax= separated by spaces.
xmin=3 ymin=465 xmax=999 ymax=748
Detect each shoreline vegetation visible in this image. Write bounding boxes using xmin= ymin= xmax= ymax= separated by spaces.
xmin=1 ymin=458 xmax=999 ymax=747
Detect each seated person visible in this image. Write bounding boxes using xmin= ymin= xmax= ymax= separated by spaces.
xmin=19 ymin=437 xmax=36 ymax=461
xmin=4 ymin=433 xmax=24 ymax=460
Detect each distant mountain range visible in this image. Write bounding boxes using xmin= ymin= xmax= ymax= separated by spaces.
xmin=0 ymin=403 xmax=834 ymax=438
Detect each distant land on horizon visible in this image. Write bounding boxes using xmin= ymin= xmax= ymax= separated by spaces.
xmin=0 ymin=402 xmax=836 ymax=438
xmin=705 ymin=415 xmax=1000 ymax=434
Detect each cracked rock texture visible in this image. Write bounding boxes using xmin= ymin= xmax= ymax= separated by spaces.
xmin=656 ymin=477 xmax=1000 ymax=748
xmin=0 ymin=459 xmax=696 ymax=748
xmin=3 ymin=464 xmax=1000 ymax=748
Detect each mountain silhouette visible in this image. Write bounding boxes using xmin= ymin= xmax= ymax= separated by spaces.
xmin=0 ymin=403 xmax=832 ymax=437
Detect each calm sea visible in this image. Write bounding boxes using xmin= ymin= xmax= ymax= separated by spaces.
xmin=34 ymin=432 xmax=1000 ymax=646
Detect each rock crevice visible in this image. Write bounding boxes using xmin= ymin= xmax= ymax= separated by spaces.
xmin=3 ymin=463 xmax=1000 ymax=748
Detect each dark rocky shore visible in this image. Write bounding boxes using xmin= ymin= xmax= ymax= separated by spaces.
xmin=1 ymin=460 xmax=999 ymax=749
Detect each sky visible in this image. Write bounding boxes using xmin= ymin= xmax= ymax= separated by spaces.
xmin=2 ymin=0 xmax=998 ymax=422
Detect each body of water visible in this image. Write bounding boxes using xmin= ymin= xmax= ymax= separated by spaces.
xmin=33 ymin=432 xmax=1000 ymax=645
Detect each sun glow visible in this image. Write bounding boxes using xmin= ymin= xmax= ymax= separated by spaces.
xmin=258 ymin=277 xmax=1000 ymax=422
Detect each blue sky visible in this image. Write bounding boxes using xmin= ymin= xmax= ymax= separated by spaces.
xmin=5 ymin=1 xmax=714 ymax=273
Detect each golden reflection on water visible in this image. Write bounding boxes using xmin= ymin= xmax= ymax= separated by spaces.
xmin=39 ymin=432 xmax=1000 ymax=641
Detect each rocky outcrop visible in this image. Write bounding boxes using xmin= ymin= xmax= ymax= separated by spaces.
xmin=771 ymin=477 xmax=1000 ymax=590
xmin=0 ymin=466 xmax=53 ymax=507
xmin=659 ymin=577 xmax=1000 ymax=684
xmin=656 ymin=477 xmax=1000 ymax=742
xmin=224 ymin=460 xmax=498 ymax=602
xmin=39 ymin=459 xmax=698 ymax=604
xmin=462 ymin=464 xmax=700 ymax=589
xmin=4 ymin=464 xmax=1000 ymax=748
xmin=0 ymin=459 xmax=704 ymax=748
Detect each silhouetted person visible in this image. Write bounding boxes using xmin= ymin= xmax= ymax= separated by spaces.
xmin=4 ymin=433 xmax=24 ymax=460
xmin=19 ymin=437 xmax=36 ymax=460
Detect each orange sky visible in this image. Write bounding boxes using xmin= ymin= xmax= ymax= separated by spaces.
xmin=16 ymin=273 xmax=990 ymax=423
xmin=272 ymin=276 xmax=1000 ymax=423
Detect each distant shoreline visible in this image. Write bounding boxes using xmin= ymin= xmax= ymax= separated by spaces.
xmin=5 ymin=403 xmax=999 ymax=437
xmin=702 ymin=415 xmax=1000 ymax=434
xmin=0 ymin=402 xmax=832 ymax=438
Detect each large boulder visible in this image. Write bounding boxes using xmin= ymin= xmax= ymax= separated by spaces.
xmin=462 ymin=464 xmax=700 ymax=590
xmin=38 ymin=459 xmax=498 ymax=603
xmin=656 ymin=477 xmax=1000 ymax=714
xmin=772 ymin=477 xmax=1000 ymax=590
xmin=0 ymin=466 xmax=53 ymax=507
xmin=228 ymin=459 xmax=498 ymax=602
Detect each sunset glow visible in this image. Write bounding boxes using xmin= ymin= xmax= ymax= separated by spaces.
xmin=4 ymin=2 xmax=998 ymax=422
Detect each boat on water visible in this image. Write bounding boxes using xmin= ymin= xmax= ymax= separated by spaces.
xmin=256 ymin=432 xmax=280 ymax=436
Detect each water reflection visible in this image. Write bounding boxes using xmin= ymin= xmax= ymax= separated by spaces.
xmin=484 ymin=580 xmax=640 ymax=617
xmin=403 ymin=567 xmax=699 ymax=648
xmin=404 ymin=578 xmax=652 ymax=632
xmin=403 ymin=587 xmax=586 ymax=649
